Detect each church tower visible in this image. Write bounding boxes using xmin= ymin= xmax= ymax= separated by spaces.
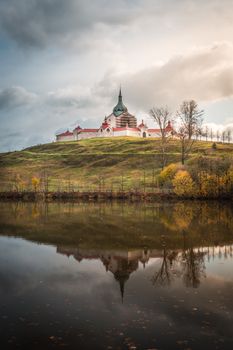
xmin=113 ymin=88 xmax=128 ymax=116
xmin=112 ymin=89 xmax=137 ymax=128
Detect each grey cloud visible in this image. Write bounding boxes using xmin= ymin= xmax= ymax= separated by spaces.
xmin=0 ymin=86 xmax=37 ymax=110
xmin=46 ymin=90 xmax=96 ymax=109
xmin=0 ymin=85 xmax=105 ymax=151
xmin=0 ymin=0 xmax=139 ymax=48
xmin=0 ymin=85 xmax=99 ymax=112
xmin=0 ymin=0 xmax=233 ymax=51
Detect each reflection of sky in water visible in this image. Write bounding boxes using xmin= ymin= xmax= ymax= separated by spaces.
xmin=1 ymin=236 xmax=233 ymax=349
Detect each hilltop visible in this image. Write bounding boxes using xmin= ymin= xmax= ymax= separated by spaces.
xmin=0 ymin=137 xmax=233 ymax=191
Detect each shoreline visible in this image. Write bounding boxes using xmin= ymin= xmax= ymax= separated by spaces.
xmin=0 ymin=191 xmax=232 ymax=202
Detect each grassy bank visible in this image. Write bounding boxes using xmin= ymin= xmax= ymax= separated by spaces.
xmin=0 ymin=137 xmax=233 ymax=192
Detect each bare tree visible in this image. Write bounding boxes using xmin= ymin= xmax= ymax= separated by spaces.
xmin=227 ymin=129 xmax=232 ymax=144
xmin=205 ymin=126 xmax=209 ymax=142
xmin=178 ymin=127 xmax=195 ymax=165
xmin=151 ymin=247 xmax=171 ymax=286
xmin=150 ymin=107 xmax=173 ymax=169
xmin=222 ymin=131 xmax=226 ymax=143
xmin=181 ymin=248 xmax=206 ymax=288
xmin=210 ymin=128 xmax=213 ymax=142
xmin=177 ymin=100 xmax=203 ymax=140
xmin=42 ymin=169 xmax=50 ymax=193
xmin=177 ymin=100 xmax=204 ymax=165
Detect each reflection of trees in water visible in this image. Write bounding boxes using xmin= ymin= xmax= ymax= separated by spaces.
xmin=151 ymin=236 xmax=179 ymax=287
xmin=1 ymin=201 xmax=233 ymax=253
xmin=152 ymin=235 xmax=206 ymax=288
xmin=181 ymin=248 xmax=206 ymax=288
xmin=3 ymin=201 xmax=233 ymax=229
xmin=151 ymin=247 xmax=178 ymax=286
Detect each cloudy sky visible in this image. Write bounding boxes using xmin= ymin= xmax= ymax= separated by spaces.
xmin=0 ymin=0 xmax=233 ymax=151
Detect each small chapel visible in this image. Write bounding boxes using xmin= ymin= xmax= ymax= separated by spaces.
xmin=56 ymin=89 xmax=173 ymax=141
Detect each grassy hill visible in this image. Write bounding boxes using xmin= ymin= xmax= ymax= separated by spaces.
xmin=0 ymin=137 xmax=233 ymax=191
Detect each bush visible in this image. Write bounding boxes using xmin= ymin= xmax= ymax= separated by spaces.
xmin=197 ymin=167 xmax=233 ymax=198
xmin=172 ymin=170 xmax=195 ymax=197
xmin=212 ymin=142 xmax=217 ymax=150
xmin=198 ymin=173 xmax=220 ymax=198
xmin=159 ymin=163 xmax=180 ymax=186
xmin=31 ymin=176 xmax=40 ymax=192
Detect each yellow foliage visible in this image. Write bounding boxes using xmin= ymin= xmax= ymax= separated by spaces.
xmin=173 ymin=203 xmax=194 ymax=230
xmin=32 ymin=205 xmax=40 ymax=218
xmin=159 ymin=163 xmax=179 ymax=185
xmin=161 ymin=203 xmax=194 ymax=231
xmin=225 ymin=167 xmax=233 ymax=192
xmin=197 ymin=171 xmax=233 ymax=198
xmin=172 ymin=170 xmax=195 ymax=197
xmin=31 ymin=176 xmax=40 ymax=192
xmin=199 ymin=173 xmax=220 ymax=197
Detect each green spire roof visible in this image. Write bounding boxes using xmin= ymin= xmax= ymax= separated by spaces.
xmin=113 ymin=88 xmax=128 ymax=116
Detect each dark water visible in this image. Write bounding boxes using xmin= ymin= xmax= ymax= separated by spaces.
xmin=0 ymin=201 xmax=233 ymax=350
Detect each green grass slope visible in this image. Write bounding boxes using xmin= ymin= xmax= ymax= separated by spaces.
xmin=0 ymin=137 xmax=233 ymax=191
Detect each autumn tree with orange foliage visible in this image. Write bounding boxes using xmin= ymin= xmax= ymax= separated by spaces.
xmin=159 ymin=163 xmax=181 ymax=187
xmin=31 ymin=176 xmax=40 ymax=192
xmin=172 ymin=170 xmax=195 ymax=197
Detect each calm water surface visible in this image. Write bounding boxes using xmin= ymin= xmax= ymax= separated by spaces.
xmin=0 ymin=201 xmax=233 ymax=350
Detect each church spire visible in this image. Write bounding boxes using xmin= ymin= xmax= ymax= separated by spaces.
xmin=119 ymin=86 xmax=122 ymax=98
xmin=113 ymin=87 xmax=128 ymax=116
xmin=118 ymin=86 xmax=123 ymax=104
xmin=119 ymin=278 xmax=125 ymax=303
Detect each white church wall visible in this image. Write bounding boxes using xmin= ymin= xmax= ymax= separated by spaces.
xmin=77 ymin=132 xmax=99 ymax=140
xmin=106 ymin=114 xmax=116 ymax=128
xmin=113 ymin=129 xmax=140 ymax=137
xmin=56 ymin=134 xmax=74 ymax=142
xmin=148 ymin=131 xmax=161 ymax=138
xmin=98 ymin=129 xmax=114 ymax=137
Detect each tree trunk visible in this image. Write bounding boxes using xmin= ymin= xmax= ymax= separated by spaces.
xmin=181 ymin=139 xmax=185 ymax=165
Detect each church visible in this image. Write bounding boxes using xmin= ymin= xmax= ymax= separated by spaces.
xmin=56 ymin=89 xmax=173 ymax=141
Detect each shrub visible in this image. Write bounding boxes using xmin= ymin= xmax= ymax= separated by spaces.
xmin=198 ymin=173 xmax=220 ymax=198
xmin=159 ymin=163 xmax=180 ymax=186
xmin=172 ymin=170 xmax=195 ymax=197
xmin=212 ymin=142 xmax=217 ymax=150
xmin=31 ymin=176 xmax=40 ymax=192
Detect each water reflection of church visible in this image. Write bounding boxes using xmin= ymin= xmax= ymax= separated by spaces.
xmin=57 ymin=247 xmax=162 ymax=300
xmin=57 ymin=245 xmax=233 ymax=299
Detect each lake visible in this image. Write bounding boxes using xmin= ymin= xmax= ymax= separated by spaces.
xmin=0 ymin=201 xmax=233 ymax=350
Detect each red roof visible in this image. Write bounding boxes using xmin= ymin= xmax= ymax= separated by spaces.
xmin=148 ymin=127 xmax=173 ymax=133
xmin=79 ymin=129 xmax=98 ymax=133
xmin=74 ymin=125 xmax=82 ymax=131
xmin=167 ymin=121 xmax=172 ymax=128
xmin=148 ymin=129 xmax=160 ymax=133
xmin=101 ymin=122 xmax=110 ymax=130
xmin=138 ymin=120 xmax=146 ymax=128
xmin=148 ymin=122 xmax=173 ymax=133
xmin=57 ymin=130 xmax=73 ymax=136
